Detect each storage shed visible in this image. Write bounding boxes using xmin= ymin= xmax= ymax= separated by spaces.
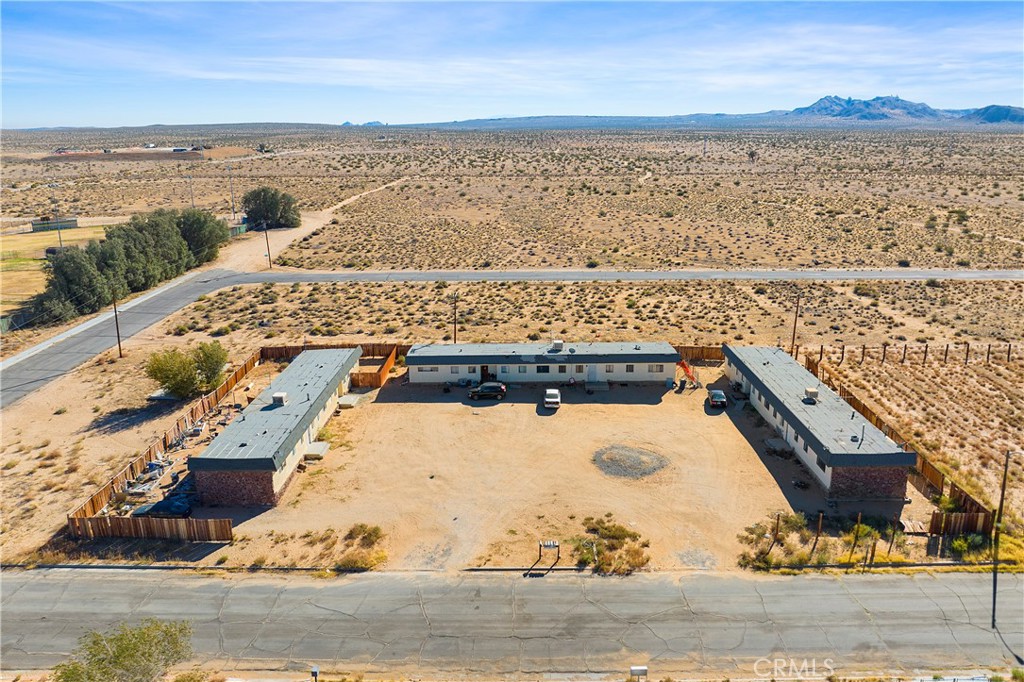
xmin=406 ymin=341 xmax=680 ymax=386
xmin=722 ymin=345 xmax=914 ymax=500
xmin=189 ymin=348 xmax=361 ymax=506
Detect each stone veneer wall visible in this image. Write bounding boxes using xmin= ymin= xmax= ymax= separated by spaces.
xmin=194 ymin=470 xmax=276 ymax=506
xmin=828 ymin=465 xmax=908 ymax=500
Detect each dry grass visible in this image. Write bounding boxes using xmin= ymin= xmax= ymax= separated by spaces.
xmin=0 ymin=225 xmax=108 ymax=313
xmin=822 ymin=355 xmax=1024 ymax=530
xmin=160 ymin=279 xmax=1024 ymax=350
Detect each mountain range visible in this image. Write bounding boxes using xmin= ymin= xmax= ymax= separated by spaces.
xmin=406 ymin=96 xmax=1023 ymax=130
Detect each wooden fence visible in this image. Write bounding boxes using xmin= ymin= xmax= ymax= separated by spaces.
xmin=67 ymin=515 xmax=233 ymax=542
xmin=66 ymin=350 xmax=263 ymax=540
xmin=673 ymin=345 xmax=724 ymax=362
xmin=261 ymin=342 xmax=413 ymax=362
xmin=928 ymin=511 xmax=993 ymax=537
xmin=351 ymin=346 xmax=397 ymax=389
xmin=811 ymin=342 xmax=1017 ymax=367
xmin=803 ymin=353 xmax=995 ymax=535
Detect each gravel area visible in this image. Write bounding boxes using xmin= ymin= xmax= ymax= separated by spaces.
xmin=593 ymin=444 xmax=668 ymax=479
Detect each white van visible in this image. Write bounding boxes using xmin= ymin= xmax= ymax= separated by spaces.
xmin=543 ymin=389 xmax=562 ymax=409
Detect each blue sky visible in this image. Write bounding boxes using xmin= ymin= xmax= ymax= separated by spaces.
xmin=2 ymin=2 xmax=1021 ymax=128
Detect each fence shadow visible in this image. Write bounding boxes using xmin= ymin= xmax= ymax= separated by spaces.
xmin=27 ymin=527 xmax=229 ymax=565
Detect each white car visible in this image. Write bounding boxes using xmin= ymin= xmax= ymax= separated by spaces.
xmin=543 ymin=388 xmax=562 ymax=409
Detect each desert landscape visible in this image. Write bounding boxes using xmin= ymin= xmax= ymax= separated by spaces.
xmin=1 ymin=124 xmax=1022 ymax=576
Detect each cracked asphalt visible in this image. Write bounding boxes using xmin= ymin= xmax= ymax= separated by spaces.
xmin=2 ymin=569 xmax=1021 ymax=675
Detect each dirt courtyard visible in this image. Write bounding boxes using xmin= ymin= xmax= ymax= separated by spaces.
xmin=207 ymin=369 xmax=798 ymax=572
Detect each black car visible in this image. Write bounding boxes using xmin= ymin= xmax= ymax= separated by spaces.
xmin=707 ymin=389 xmax=728 ymax=409
xmin=468 ymin=382 xmax=507 ymax=400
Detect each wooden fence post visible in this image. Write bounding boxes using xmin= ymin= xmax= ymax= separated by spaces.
xmin=923 ymin=343 xmax=928 ymax=364
xmin=888 ymin=512 xmax=900 ymax=555
xmin=881 ymin=344 xmax=887 ymax=364
xmin=965 ymin=342 xmax=970 ymax=365
xmin=819 ymin=345 xmax=824 ymax=363
xmin=812 ymin=512 xmax=823 ymax=554
xmin=860 ymin=344 xmax=866 ymax=364
xmin=839 ymin=345 xmax=845 ymax=364
xmin=902 ymin=344 xmax=907 ymax=364
xmin=943 ymin=344 xmax=949 ymax=364
xmin=1009 ymin=344 xmax=1013 ymax=363
xmin=847 ymin=512 xmax=862 ymax=564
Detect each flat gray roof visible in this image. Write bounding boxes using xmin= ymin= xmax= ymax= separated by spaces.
xmin=406 ymin=341 xmax=680 ymax=366
xmin=189 ymin=348 xmax=361 ymax=472
xmin=722 ymin=345 xmax=916 ymax=468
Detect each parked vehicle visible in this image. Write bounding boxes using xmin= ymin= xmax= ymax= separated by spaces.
xmin=707 ymin=389 xmax=728 ymax=409
xmin=544 ymin=388 xmax=562 ymax=409
xmin=468 ymin=382 xmax=506 ymax=400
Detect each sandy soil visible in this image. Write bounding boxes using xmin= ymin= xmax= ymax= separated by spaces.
xmin=201 ymin=372 xmax=794 ymax=572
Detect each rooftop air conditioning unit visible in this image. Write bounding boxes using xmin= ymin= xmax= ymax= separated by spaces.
xmin=552 ymin=339 xmax=564 ymax=352
xmin=804 ymin=387 xmax=818 ymax=404
xmin=272 ymin=392 xmax=288 ymax=406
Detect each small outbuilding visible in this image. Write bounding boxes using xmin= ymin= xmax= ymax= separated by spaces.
xmin=189 ymin=348 xmax=361 ymax=506
xmin=722 ymin=345 xmax=914 ymax=500
xmin=405 ymin=341 xmax=680 ymax=385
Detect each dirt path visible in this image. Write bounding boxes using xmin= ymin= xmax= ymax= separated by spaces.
xmin=214 ymin=176 xmax=409 ymax=273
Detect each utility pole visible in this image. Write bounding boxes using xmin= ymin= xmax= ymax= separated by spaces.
xmin=991 ymin=449 xmax=1017 ymax=629
xmin=53 ymin=198 xmax=64 ymax=249
xmin=187 ymin=174 xmax=195 ymax=208
xmin=227 ymin=164 xmax=236 ymax=220
xmin=112 ymin=297 xmax=123 ymax=358
xmin=263 ymin=221 xmax=273 ymax=270
xmin=450 ymin=292 xmax=459 ymax=344
xmin=790 ymin=288 xmax=801 ymax=354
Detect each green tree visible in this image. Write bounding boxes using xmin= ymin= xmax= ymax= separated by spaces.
xmin=52 ymin=619 xmax=193 ymax=682
xmin=177 ymin=209 xmax=229 ymax=264
xmin=41 ymin=248 xmax=112 ymax=317
xmin=192 ymin=341 xmax=228 ymax=388
xmin=242 ymin=186 xmax=301 ymax=230
xmin=146 ymin=349 xmax=201 ymax=399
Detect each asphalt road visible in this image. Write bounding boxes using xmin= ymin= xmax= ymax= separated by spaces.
xmin=1 ymin=569 xmax=1021 ymax=675
xmin=2 ymin=266 xmax=1022 ymax=409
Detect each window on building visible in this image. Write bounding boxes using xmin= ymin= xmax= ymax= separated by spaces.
xmin=537 ymin=365 xmax=550 ymax=374
xmin=815 ymin=455 xmax=826 ymax=471
xmin=518 ymin=366 xmax=527 ymax=373
xmin=450 ymin=367 xmax=459 ymax=374
xmin=772 ymin=407 xmax=778 ymax=419
xmin=558 ymin=365 xmax=567 ymax=374
xmin=500 ymin=366 xmax=509 ymax=374
xmin=761 ymin=394 xmax=768 ymax=407
xmin=418 ymin=366 xmax=439 ymax=372
xmin=625 ymin=364 xmax=635 ymax=373
xmin=468 ymin=366 xmax=477 ymax=374
xmin=575 ymin=365 xmax=584 ymax=373
xmin=605 ymin=364 xmax=614 ymax=373
xmin=648 ymin=364 xmax=664 ymax=373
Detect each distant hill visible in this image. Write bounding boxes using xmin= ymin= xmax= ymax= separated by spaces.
xmin=789 ymin=95 xmax=945 ymax=120
xmin=959 ymin=105 xmax=1024 ymax=124
xmin=9 ymin=99 xmax=1022 ymax=133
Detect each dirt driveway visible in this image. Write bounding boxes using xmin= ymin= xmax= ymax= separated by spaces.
xmin=222 ymin=371 xmax=795 ymax=572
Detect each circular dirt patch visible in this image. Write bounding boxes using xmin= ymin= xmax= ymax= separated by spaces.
xmin=593 ymin=445 xmax=668 ymax=479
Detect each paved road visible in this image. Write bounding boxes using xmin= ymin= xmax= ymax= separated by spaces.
xmin=2 ymin=266 xmax=1022 ymax=408
xmin=1 ymin=569 xmax=1021 ymax=675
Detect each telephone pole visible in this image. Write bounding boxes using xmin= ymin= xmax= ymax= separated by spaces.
xmin=450 ymin=292 xmax=459 ymax=344
xmin=991 ymin=449 xmax=1017 ymax=629
xmin=227 ymin=164 xmax=236 ymax=220
xmin=263 ymin=222 xmax=273 ymax=270
xmin=790 ymin=288 xmax=801 ymax=354
xmin=112 ymin=298 xmax=123 ymax=358
xmin=187 ymin=174 xmax=195 ymax=208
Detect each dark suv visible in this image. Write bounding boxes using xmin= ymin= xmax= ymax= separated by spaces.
xmin=468 ymin=382 xmax=507 ymax=400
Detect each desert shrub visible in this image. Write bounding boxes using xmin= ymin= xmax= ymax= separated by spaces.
xmin=53 ymin=619 xmax=192 ymax=682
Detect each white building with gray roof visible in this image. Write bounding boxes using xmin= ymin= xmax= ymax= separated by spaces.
xmin=406 ymin=341 xmax=680 ymax=386
xmin=189 ymin=348 xmax=361 ymax=506
xmin=722 ymin=345 xmax=915 ymax=500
